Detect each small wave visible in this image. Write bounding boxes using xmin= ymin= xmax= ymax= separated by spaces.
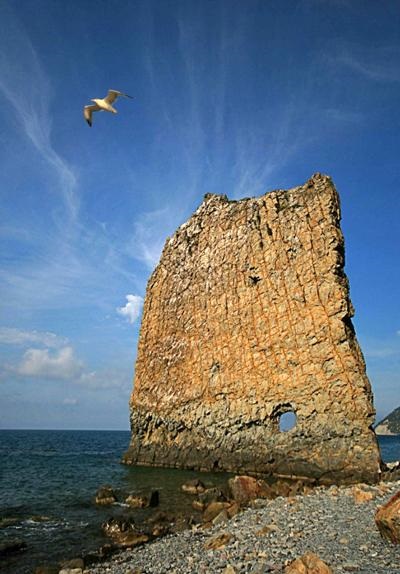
xmin=18 ymin=517 xmax=68 ymax=531
xmin=24 ymin=516 xmax=51 ymax=523
xmin=23 ymin=519 xmax=50 ymax=526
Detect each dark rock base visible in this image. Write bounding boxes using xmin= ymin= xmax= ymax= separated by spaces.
xmin=123 ymin=408 xmax=381 ymax=485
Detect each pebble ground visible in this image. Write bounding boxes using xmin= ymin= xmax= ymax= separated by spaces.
xmin=85 ymin=480 xmax=400 ymax=574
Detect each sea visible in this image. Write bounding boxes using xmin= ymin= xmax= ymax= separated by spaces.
xmin=0 ymin=430 xmax=399 ymax=574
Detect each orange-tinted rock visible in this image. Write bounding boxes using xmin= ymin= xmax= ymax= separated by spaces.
xmin=204 ymin=532 xmax=233 ymax=550
xmin=351 ymin=485 xmax=375 ymax=504
xmin=228 ymin=475 xmax=271 ymax=505
xmin=285 ymin=551 xmax=333 ymax=573
xmin=123 ymin=174 xmax=381 ymax=484
xmin=203 ymin=501 xmax=230 ymax=522
xmin=375 ymin=490 xmax=400 ymax=543
xmin=226 ymin=501 xmax=240 ymax=518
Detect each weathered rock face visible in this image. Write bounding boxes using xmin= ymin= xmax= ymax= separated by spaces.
xmin=123 ymin=173 xmax=381 ymax=483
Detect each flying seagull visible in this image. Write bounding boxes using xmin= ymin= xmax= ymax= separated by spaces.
xmin=84 ymin=89 xmax=133 ymax=127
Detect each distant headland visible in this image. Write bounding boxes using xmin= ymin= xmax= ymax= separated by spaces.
xmin=376 ymin=407 xmax=400 ymax=435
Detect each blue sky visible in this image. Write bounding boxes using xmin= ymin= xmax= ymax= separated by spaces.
xmin=0 ymin=0 xmax=399 ymax=430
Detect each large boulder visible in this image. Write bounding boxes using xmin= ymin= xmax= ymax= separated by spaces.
xmin=228 ymin=475 xmax=272 ymax=505
xmin=375 ymin=490 xmax=400 ymax=543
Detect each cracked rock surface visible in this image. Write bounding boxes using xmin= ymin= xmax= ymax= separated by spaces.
xmin=124 ymin=174 xmax=380 ymax=484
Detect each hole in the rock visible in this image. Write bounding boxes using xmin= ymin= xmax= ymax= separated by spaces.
xmin=249 ymin=275 xmax=261 ymax=285
xmin=278 ymin=411 xmax=297 ymax=432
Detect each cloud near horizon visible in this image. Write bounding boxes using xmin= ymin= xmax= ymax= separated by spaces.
xmin=117 ymin=294 xmax=144 ymax=324
xmin=13 ymin=356 xmax=132 ymax=391
xmin=0 ymin=327 xmax=68 ymax=348
xmin=15 ymin=346 xmax=84 ymax=380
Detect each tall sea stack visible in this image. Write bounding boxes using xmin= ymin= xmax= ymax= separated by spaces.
xmin=123 ymin=173 xmax=381 ymax=484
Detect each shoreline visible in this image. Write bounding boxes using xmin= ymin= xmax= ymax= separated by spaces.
xmin=84 ymin=479 xmax=400 ymax=574
xmin=2 ymin=432 xmax=399 ymax=573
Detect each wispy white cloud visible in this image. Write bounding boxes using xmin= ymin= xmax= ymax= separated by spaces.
xmin=63 ymin=397 xmax=78 ymax=406
xmin=327 ymin=43 xmax=400 ymax=83
xmin=141 ymin=6 xmax=311 ymax=209
xmin=177 ymin=14 xmax=207 ymax=192
xmin=362 ymin=336 xmax=400 ymax=360
xmin=231 ymin=97 xmax=310 ymax=199
xmin=0 ymin=241 xmax=91 ymax=310
xmin=15 ymin=346 xmax=84 ymax=380
xmin=0 ymin=4 xmax=79 ymax=219
xmin=323 ymin=107 xmax=364 ymax=124
xmin=0 ymin=216 xmax=142 ymax=313
xmin=0 ymin=5 xmax=93 ymax=315
xmin=0 ymin=327 xmax=68 ymax=348
xmin=364 ymin=347 xmax=399 ymax=359
xmin=77 ymin=369 xmax=131 ymax=390
xmin=3 ymin=344 xmax=131 ymax=392
xmin=175 ymin=9 xmax=307 ymax=201
xmin=127 ymin=208 xmax=180 ymax=269
xmin=0 ymin=7 xmax=144 ymax=322
xmin=117 ymin=294 xmax=144 ymax=324
xmin=305 ymin=0 xmax=353 ymax=7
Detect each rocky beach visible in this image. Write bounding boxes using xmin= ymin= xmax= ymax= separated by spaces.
xmin=2 ymin=434 xmax=400 ymax=574
xmin=84 ymin=478 xmax=400 ymax=574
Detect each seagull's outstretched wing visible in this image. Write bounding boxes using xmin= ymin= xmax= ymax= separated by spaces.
xmin=84 ymin=104 xmax=100 ymax=127
xmin=104 ymin=89 xmax=133 ymax=104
